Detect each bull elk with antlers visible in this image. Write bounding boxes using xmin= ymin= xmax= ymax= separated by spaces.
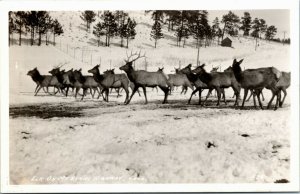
xmin=119 ymin=50 xmax=170 ymax=104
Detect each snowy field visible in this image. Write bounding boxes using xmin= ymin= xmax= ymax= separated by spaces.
xmin=8 ymin=11 xmax=291 ymax=184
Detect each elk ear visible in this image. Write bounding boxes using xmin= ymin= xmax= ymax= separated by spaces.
xmin=233 ymin=59 xmax=237 ymax=64
xmin=187 ymin=64 xmax=192 ymax=68
xmin=96 ymin=65 xmax=99 ymax=68
xmin=79 ymin=68 xmax=82 ymax=72
xmin=201 ymin=64 xmax=205 ymax=68
xmin=239 ymin=59 xmax=244 ymax=64
xmin=34 ymin=67 xmax=37 ymax=70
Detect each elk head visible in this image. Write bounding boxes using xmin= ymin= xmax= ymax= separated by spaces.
xmin=180 ymin=64 xmax=193 ymax=74
xmin=120 ymin=50 xmax=146 ymax=72
xmin=49 ymin=67 xmax=61 ymax=76
xmin=192 ymin=64 xmax=206 ymax=75
xmin=27 ymin=67 xmax=38 ymax=76
xmin=231 ymin=59 xmax=244 ymax=73
xmin=88 ymin=65 xmax=100 ymax=74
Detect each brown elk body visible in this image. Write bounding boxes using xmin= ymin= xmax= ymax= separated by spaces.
xmin=119 ymin=51 xmax=169 ymax=104
xmin=192 ymin=64 xmax=240 ymax=106
xmin=27 ymin=67 xmax=63 ymax=96
xmin=88 ymin=65 xmax=130 ymax=103
xmin=72 ymin=69 xmax=101 ymax=100
xmin=231 ymin=59 xmax=281 ymax=110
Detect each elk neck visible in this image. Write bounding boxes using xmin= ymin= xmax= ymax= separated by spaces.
xmin=198 ymin=70 xmax=212 ymax=84
xmin=31 ymin=70 xmax=44 ymax=83
xmin=122 ymin=66 xmax=136 ymax=82
xmin=185 ymin=70 xmax=198 ymax=83
xmin=232 ymin=65 xmax=243 ymax=82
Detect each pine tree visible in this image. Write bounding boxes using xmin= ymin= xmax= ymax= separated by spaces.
xmin=124 ymin=17 xmax=137 ymax=48
xmin=114 ymin=11 xmax=128 ymax=47
xmin=150 ymin=20 xmax=164 ymax=48
xmin=101 ymin=11 xmax=117 ymax=47
xmin=14 ymin=11 xmax=27 ymax=46
xmin=212 ymin=17 xmax=221 ymax=44
xmin=221 ymin=11 xmax=240 ymax=40
xmin=259 ymin=19 xmax=267 ymax=39
xmin=240 ymin=12 xmax=252 ymax=36
xmin=9 ymin=11 xmax=15 ymax=46
xmin=36 ymin=11 xmax=51 ymax=46
xmin=25 ymin=11 xmax=38 ymax=46
xmin=265 ymin=25 xmax=277 ymax=40
xmin=80 ymin=11 xmax=96 ymax=32
xmin=175 ymin=11 xmax=190 ymax=47
xmin=52 ymin=19 xmax=63 ymax=45
xmin=93 ymin=22 xmax=105 ymax=46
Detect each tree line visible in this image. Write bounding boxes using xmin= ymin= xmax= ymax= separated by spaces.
xmin=80 ymin=10 xmax=137 ymax=48
xmin=9 ymin=11 xmax=64 ymax=46
xmin=147 ymin=10 xmax=282 ymax=48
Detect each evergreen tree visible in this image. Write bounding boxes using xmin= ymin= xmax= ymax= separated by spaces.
xmin=14 ymin=11 xmax=27 ymax=46
xmin=52 ymin=19 xmax=64 ymax=45
xmin=80 ymin=11 xmax=96 ymax=32
xmin=124 ymin=17 xmax=137 ymax=48
xmin=265 ymin=25 xmax=277 ymax=40
xmin=9 ymin=11 xmax=15 ymax=46
xmin=212 ymin=17 xmax=221 ymax=44
xmin=25 ymin=11 xmax=38 ymax=46
xmin=150 ymin=10 xmax=164 ymax=48
xmin=36 ymin=11 xmax=51 ymax=46
xmin=221 ymin=11 xmax=240 ymax=40
xmin=175 ymin=11 xmax=190 ymax=47
xmin=240 ymin=12 xmax=252 ymax=36
xmin=259 ymin=19 xmax=267 ymax=39
xmin=114 ymin=11 xmax=128 ymax=47
xmin=150 ymin=20 xmax=164 ymax=48
xmin=101 ymin=11 xmax=117 ymax=47
xmin=93 ymin=22 xmax=105 ymax=46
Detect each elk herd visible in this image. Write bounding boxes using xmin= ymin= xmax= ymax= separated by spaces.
xmin=27 ymin=51 xmax=290 ymax=110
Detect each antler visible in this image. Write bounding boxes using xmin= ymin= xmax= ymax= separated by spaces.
xmin=124 ymin=50 xmax=146 ymax=63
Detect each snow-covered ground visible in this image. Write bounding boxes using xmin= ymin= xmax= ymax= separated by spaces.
xmin=9 ymin=11 xmax=291 ymax=184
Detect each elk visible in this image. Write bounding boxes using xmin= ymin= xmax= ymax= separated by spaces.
xmin=268 ymin=71 xmax=290 ymax=107
xmin=27 ymin=67 xmax=63 ymax=96
xmin=119 ymin=50 xmax=169 ymax=104
xmin=192 ymin=64 xmax=240 ymax=106
xmin=180 ymin=64 xmax=223 ymax=105
xmin=72 ymin=69 xmax=102 ymax=100
xmin=88 ymin=65 xmax=130 ymax=103
xmin=162 ymin=67 xmax=193 ymax=95
xmin=231 ymin=59 xmax=281 ymax=110
xmin=104 ymin=69 xmax=141 ymax=98
xmin=62 ymin=68 xmax=76 ymax=97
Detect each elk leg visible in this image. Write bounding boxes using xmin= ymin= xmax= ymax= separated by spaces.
xmin=160 ymin=86 xmax=169 ymax=104
xmin=75 ymin=87 xmax=80 ymax=99
xmin=252 ymin=90 xmax=257 ymax=108
xmin=267 ymin=92 xmax=275 ymax=109
xmin=142 ymin=86 xmax=148 ymax=104
xmin=137 ymin=88 xmax=141 ymax=97
xmin=34 ymin=84 xmax=39 ymax=93
xmin=222 ymin=89 xmax=227 ymax=105
xmin=274 ymin=91 xmax=281 ymax=110
xmin=126 ymin=86 xmax=139 ymax=105
xmin=261 ymin=91 xmax=265 ymax=101
xmin=188 ymin=88 xmax=199 ymax=104
xmin=246 ymin=90 xmax=253 ymax=102
xmin=256 ymin=90 xmax=264 ymax=110
xmin=204 ymin=88 xmax=213 ymax=106
xmin=198 ymin=89 xmax=202 ymax=105
xmin=65 ymin=87 xmax=69 ymax=97
xmin=105 ymin=89 xmax=109 ymax=102
xmin=34 ymin=86 xmax=43 ymax=96
xmin=123 ymin=86 xmax=129 ymax=104
xmin=54 ymin=87 xmax=60 ymax=95
xmin=279 ymin=89 xmax=287 ymax=107
xmin=215 ymin=87 xmax=221 ymax=106
xmin=241 ymin=89 xmax=248 ymax=108
xmin=81 ymin=89 xmax=87 ymax=101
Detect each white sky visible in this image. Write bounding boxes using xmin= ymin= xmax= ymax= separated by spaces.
xmin=208 ymin=10 xmax=290 ymax=39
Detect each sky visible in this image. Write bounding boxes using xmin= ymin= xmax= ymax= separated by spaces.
xmin=208 ymin=10 xmax=290 ymax=39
